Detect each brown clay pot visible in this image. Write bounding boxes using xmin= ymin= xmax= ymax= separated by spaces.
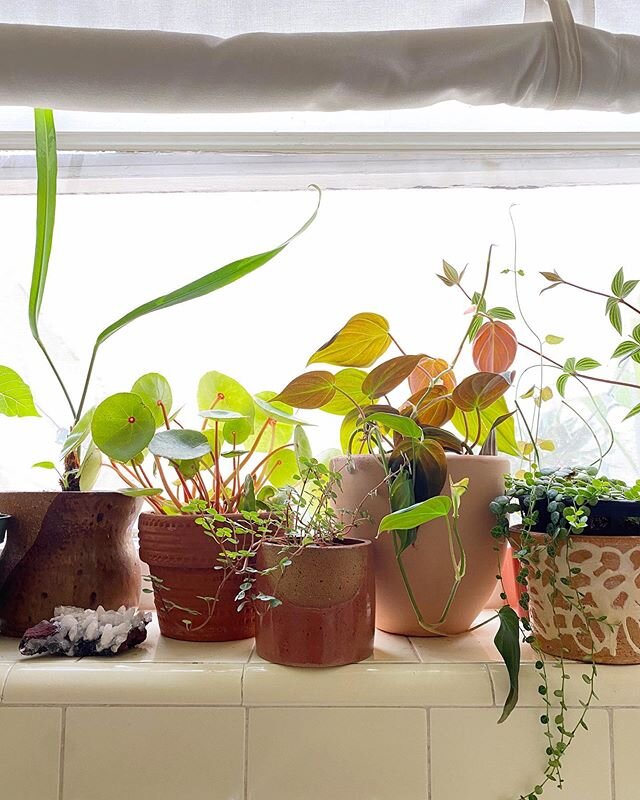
xmin=331 ymin=453 xmax=508 ymax=636
xmin=254 ymin=538 xmax=374 ymax=667
xmin=138 ymin=512 xmax=254 ymax=642
xmin=519 ymin=527 xmax=640 ymax=664
xmin=0 ymin=492 xmax=141 ymax=638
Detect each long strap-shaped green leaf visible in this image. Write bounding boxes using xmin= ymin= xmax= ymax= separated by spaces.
xmin=29 ymin=109 xmax=57 ymax=337
xmin=74 ymin=186 xmax=321 ymax=421
xmin=30 ymin=109 xmax=78 ymax=418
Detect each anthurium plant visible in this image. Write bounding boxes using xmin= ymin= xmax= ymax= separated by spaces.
xmin=90 ymin=374 xmax=313 ymax=515
xmin=3 ymin=109 xmax=318 ymax=492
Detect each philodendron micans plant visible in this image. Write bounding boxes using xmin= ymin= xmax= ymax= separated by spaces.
xmin=1 ymin=109 xmax=319 ymax=491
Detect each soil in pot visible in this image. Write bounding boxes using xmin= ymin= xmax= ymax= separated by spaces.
xmin=0 ymin=492 xmax=141 ymax=638
xmin=254 ymin=538 xmax=375 ymax=667
xmin=331 ymin=453 xmax=508 ymax=636
xmin=516 ymin=524 xmax=640 ymax=664
xmin=138 ymin=512 xmax=255 ymax=642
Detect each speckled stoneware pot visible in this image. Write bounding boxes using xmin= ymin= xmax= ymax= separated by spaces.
xmin=331 ymin=453 xmax=508 ymax=636
xmin=254 ymin=538 xmax=375 ymax=667
xmin=0 ymin=492 xmax=141 ymax=638
xmin=138 ymin=512 xmax=255 ymax=642
xmin=520 ymin=527 xmax=640 ymax=664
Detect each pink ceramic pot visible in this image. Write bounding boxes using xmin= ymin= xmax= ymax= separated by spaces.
xmin=331 ymin=453 xmax=508 ymax=636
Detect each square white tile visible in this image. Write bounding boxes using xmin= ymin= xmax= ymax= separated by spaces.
xmin=0 ymin=707 xmax=62 ymax=800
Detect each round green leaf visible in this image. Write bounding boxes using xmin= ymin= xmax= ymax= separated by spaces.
xmin=263 ymin=448 xmax=298 ymax=488
xmin=132 ymin=373 xmax=173 ymax=427
xmin=198 ymin=371 xmax=255 ymax=444
xmin=92 ymin=393 xmax=156 ymax=462
xmin=149 ymin=429 xmax=212 ymax=461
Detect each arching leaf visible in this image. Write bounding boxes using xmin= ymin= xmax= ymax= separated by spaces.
xmin=378 ymin=495 xmax=452 ymax=533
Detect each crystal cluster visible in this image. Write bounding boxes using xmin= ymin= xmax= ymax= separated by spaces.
xmin=19 ymin=606 xmax=151 ymax=657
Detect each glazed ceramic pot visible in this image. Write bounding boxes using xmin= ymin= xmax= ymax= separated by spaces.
xmin=331 ymin=453 xmax=509 ymax=636
xmin=254 ymin=538 xmax=375 ymax=667
xmin=519 ymin=525 xmax=640 ymax=664
xmin=0 ymin=492 xmax=141 ymax=638
xmin=138 ymin=512 xmax=255 ymax=642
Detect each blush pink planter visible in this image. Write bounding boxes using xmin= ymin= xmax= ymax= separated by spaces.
xmin=331 ymin=453 xmax=508 ymax=636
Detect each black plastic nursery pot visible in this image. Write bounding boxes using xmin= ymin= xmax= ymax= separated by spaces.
xmin=520 ymin=497 xmax=640 ymax=536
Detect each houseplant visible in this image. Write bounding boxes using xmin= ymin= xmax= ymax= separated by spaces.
xmin=89 ymin=376 xmax=313 ymax=641
xmin=251 ymin=457 xmax=375 ymax=667
xmin=0 ymin=108 xmax=319 ymax=636
xmin=491 ymin=466 xmax=640 ymax=797
xmin=273 ymin=251 xmax=517 ymax=636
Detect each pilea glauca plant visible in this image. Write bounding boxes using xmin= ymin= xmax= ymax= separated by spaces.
xmin=11 ymin=108 xmax=319 ymax=491
xmin=490 ymin=466 xmax=640 ymax=799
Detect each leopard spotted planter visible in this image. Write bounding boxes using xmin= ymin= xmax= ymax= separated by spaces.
xmin=517 ymin=526 xmax=640 ymax=664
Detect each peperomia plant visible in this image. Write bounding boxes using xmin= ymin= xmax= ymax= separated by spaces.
xmin=9 ymin=109 xmax=318 ymax=491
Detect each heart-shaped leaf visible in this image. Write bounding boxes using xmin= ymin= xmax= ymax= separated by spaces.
xmin=0 ymin=366 xmax=39 ymax=418
xmin=273 ymin=371 xmax=336 ymax=409
xmin=92 ymin=393 xmax=156 ymax=462
xmin=452 ymin=372 xmax=512 ymax=412
xmin=400 ymin=386 xmax=455 ymax=427
xmin=149 ymin=429 xmax=212 ymax=461
xmin=308 ymin=313 xmax=391 ymax=368
xmin=408 ymin=357 xmax=456 ymax=395
xmin=378 ymin=495 xmax=452 ymax=533
xmin=320 ymin=368 xmax=369 ymax=415
xmin=132 ymin=373 xmax=173 ymax=428
xmin=362 ymin=354 xmax=425 ymax=399
xmin=389 ymin=439 xmax=448 ymax=500
xmin=472 ymin=321 xmax=518 ymax=373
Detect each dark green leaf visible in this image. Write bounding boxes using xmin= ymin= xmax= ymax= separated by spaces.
xmin=378 ymin=495 xmax=451 ymax=533
xmin=494 ymin=606 xmax=521 ymax=723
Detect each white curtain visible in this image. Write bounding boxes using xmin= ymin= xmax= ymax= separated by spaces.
xmin=0 ymin=0 xmax=639 ymax=113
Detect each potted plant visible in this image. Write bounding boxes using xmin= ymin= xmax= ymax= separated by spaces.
xmin=490 ymin=467 xmax=640 ymax=797
xmin=0 ymin=108 xmax=319 ymax=637
xmin=251 ymin=457 xmax=375 ymax=667
xmin=89 ymin=375 xmax=313 ymax=642
xmin=272 ymin=252 xmax=517 ymax=636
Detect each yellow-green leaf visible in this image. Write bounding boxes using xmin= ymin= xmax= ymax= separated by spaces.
xmin=308 ymin=312 xmax=391 ymax=368
xmin=321 ymin=368 xmax=369 ymax=415
xmin=0 ymin=366 xmax=39 ymax=418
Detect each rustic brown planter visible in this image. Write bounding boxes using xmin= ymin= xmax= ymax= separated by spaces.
xmin=331 ymin=453 xmax=508 ymax=636
xmin=138 ymin=512 xmax=254 ymax=642
xmin=0 ymin=492 xmax=141 ymax=638
xmin=254 ymin=538 xmax=375 ymax=667
xmin=517 ymin=526 xmax=640 ymax=664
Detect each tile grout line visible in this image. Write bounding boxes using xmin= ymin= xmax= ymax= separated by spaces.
xmin=426 ymin=708 xmax=432 ymax=800
xmin=243 ymin=707 xmax=250 ymax=800
xmin=58 ymin=707 xmax=67 ymax=800
xmin=608 ymin=708 xmax=616 ymax=800
xmin=407 ymin=637 xmax=423 ymax=663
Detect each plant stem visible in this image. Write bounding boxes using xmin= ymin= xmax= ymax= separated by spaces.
xmin=75 ymin=344 xmax=98 ymax=424
xmin=35 ymin=337 xmax=77 ymax=419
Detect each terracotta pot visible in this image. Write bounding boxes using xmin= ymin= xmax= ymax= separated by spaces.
xmin=0 ymin=492 xmax=141 ymax=638
xmin=519 ymin=526 xmax=640 ymax=664
xmin=254 ymin=538 xmax=374 ymax=667
xmin=138 ymin=512 xmax=254 ymax=642
xmin=331 ymin=453 xmax=508 ymax=636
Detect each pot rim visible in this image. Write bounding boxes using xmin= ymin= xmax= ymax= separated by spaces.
xmin=510 ymin=524 xmax=640 ymax=543
xmin=0 ymin=490 xmax=138 ymax=498
xmin=138 ymin=510 xmax=273 ymax=523
xmin=260 ymin=536 xmax=371 ymax=550
xmin=330 ymin=452 xmax=510 ymax=465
